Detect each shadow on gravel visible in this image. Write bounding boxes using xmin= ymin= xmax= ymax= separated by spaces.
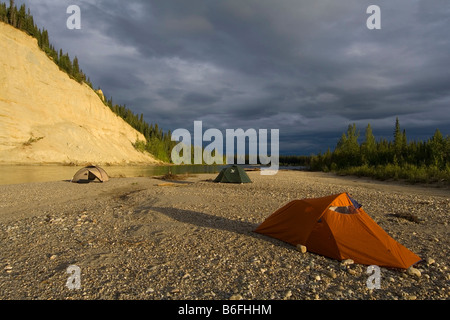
xmin=149 ymin=206 xmax=293 ymax=250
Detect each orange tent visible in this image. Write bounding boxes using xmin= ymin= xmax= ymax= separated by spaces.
xmin=254 ymin=193 xmax=421 ymax=269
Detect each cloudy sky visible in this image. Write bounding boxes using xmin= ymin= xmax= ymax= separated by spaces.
xmin=15 ymin=0 xmax=450 ymax=155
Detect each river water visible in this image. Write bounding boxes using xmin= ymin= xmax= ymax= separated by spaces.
xmin=0 ymin=164 xmax=307 ymax=186
xmin=0 ymin=164 xmax=226 ymax=186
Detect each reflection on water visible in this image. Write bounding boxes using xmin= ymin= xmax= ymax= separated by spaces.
xmin=0 ymin=165 xmax=226 ymax=186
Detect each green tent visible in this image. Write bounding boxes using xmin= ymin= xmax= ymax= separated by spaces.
xmin=214 ymin=165 xmax=252 ymax=183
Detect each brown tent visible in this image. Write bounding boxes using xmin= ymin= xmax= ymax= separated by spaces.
xmin=254 ymin=193 xmax=421 ymax=269
xmin=71 ymin=166 xmax=109 ymax=183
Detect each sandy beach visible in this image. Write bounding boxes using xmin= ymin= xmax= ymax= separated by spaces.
xmin=0 ymin=170 xmax=448 ymax=300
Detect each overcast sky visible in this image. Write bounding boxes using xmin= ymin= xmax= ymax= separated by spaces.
xmin=15 ymin=0 xmax=450 ymax=155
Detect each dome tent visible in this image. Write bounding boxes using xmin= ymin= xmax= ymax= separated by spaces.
xmin=254 ymin=193 xmax=421 ymax=269
xmin=71 ymin=166 xmax=109 ymax=183
xmin=214 ymin=165 xmax=252 ymax=183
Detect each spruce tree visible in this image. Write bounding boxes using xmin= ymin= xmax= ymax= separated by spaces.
xmin=362 ymin=123 xmax=376 ymax=165
xmin=16 ymin=3 xmax=24 ymax=29
xmin=72 ymin=56 xmax=81 ymax=82
xmin=428 ymin=129 xmax=445 ymax=168
xmin=7 ymin=0 xmax=16 ymax=27
xmin=0 ymin=3 xmax=7 ymax=22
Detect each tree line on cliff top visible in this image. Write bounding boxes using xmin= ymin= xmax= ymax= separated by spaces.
xmin=1 ymin=0 xmax=175 ymax=162
xmin=0 ymin=1 xmax=91 ymax=86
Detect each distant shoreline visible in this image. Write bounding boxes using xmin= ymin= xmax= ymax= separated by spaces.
xmin=1 ymin=163 xmax=448 ymax=194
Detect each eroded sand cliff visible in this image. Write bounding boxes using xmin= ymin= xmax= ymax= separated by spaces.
xmin=0 ymin=22 xmax=159 ymax=165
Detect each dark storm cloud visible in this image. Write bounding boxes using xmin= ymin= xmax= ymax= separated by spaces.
xmin=182 ymin=92 xmax=221 ymax=107
xmin=15 ymin=0 xmax=450 ymax=154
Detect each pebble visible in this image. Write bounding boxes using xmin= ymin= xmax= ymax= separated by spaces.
xmin=347 ymin=268 xmax=357 ymax=276
xmin=341 ymin=259 xmax=354 ymax=266
xmin=296 ymin=244 xmax=307 ymax=254
xmin=407 ymin=266 xmax=421 ymax=278
xmin=283 ymin=290 xmax=293 ymax=299
xmin=327 ymin=270 xmax=337 ymax=279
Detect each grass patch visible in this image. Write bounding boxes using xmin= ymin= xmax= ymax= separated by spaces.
xmin=335 ymin=163 xmax=450 ymax=185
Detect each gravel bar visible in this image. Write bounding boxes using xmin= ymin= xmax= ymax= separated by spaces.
xmin=0 ymin=170 xmax=449 ymax=300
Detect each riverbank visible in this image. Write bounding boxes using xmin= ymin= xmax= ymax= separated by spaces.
xmin=0 ymin=164 xmax=223 ymax=186
xmin=0 ymin=170 xmax=448 ymax=300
